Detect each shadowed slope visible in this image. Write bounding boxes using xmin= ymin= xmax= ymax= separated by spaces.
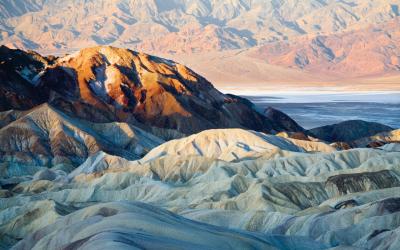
xmin=0 ymin=45 xmax=52 ymax=111
xmin=264 ymin=107 xmax=305 ymax=133
xmin=0 ymin=103 xmax=163 ymax=178
xmin=36 ymin=46 xmax=291 ymax=135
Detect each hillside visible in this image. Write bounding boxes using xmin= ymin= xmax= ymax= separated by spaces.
xmin=38 ymin=46 xmax=296 ymax=134
xmin=0 ymin=45 xmax=304 ymax=137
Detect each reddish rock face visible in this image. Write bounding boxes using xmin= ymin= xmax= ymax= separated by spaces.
xmin=0 ymin=45 xmax=306 ymax=137
xmin=34 ymin=46 xmax=292 ymax=135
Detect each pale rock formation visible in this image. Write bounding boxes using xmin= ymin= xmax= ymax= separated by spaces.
xmin=1 ymin=129 xmax=400 ymax=249
xmin=355 ymin=129 xmax=400 ymax=147
xmin=139 ymin=129 xmax=305 ymax=163
xmin=12 ymin=201 xmax=327 ymax=250
xmin=0 ymin=103 xmax=164 ymax=178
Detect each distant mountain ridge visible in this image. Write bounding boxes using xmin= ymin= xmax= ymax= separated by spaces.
xmin=1 ymin=0 xmax=398 ymax=52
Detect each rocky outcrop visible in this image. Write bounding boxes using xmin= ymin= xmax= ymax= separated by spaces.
xmin=139 ymin=129 xmax=305 ymax=163
xmin=0 ymin=46 xmax=304 ymax=137
xmin=0 ymin=103 xmax=163 ymax=178
xmin=309 ymin=120 xmax=393 ymax=143
xmin=354 ymin=129 xmax=400 ymax=148
xmin=34 ymin=46 xmax=294 ymax=135
xmin=0 ymin=45 xmax=52 ymax=111
xmin=325 ymin=170 xmax=400 ymax=196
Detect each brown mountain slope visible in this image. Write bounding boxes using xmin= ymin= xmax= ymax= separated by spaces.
xmin=31 ymin=46 xmax=300 ymax=135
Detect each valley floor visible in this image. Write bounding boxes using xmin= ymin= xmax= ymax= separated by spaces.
xmin=245 ymin=92 xmax=400 ymax=129
xmin=165 ymin=51 xmax=400 ymax=93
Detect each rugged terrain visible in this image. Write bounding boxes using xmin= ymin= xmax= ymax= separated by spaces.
xmin=1 ymin=0 xmax=398 ymax=52
xmin=0 ymin=46 xmax=400 ymax=249
xmin=0 ymin=45 xmax=298 ymax=139
xmin=1 ymin=126 xmax=400 ymax=249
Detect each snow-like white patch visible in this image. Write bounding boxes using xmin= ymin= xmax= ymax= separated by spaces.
xmin=18 ymin=66 xmax=33 ymax=81
xmin=89 ymin=65 xmax=109 ymax=100
xmin=68 ymin=151 xmax=107 ymax=179
xmin=59 ymin=51 xmax=80 ymax=63
xmin=31 ymin=71 xmax=45 ymax=86
xmin=89 ymin=64 xmax=120 ymax=102
xmin=104 ymin=66 xmax=117 ymax=88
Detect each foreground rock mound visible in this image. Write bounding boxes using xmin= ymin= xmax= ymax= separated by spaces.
xmin=140 ymin=129 xmax=305 ymax=163
xmin=2 ymin=129 xmax=400 ymax=249
xmin=12 ymin=201 xmax=325 ymax=250
xmin=355 ymin=128 xmax=400 ymax=148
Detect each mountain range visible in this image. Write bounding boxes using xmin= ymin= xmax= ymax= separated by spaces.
xmin=1 ymin=0 xmax=399 ymax=88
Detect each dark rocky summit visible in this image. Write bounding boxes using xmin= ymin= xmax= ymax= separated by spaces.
xmin=309 ymin=120 xmax=393 ymax=143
